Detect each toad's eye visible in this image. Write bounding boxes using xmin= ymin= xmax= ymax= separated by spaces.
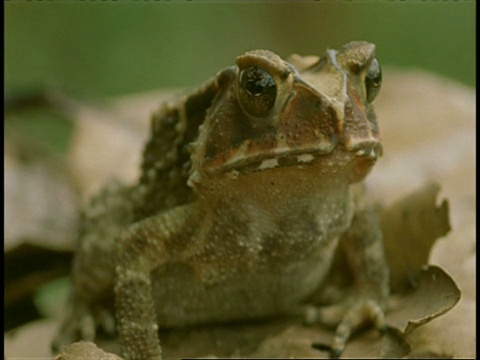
xmin=238 ymin=66 xmax=277 ymax=118
xmin=365 ymin=58 xmax=382 ymax=103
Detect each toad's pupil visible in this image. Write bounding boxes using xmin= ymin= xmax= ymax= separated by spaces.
xmin=242 ymin=67 xmax=275 ymax=96
xmin=365 ymin=58 xmax=382 ymax=102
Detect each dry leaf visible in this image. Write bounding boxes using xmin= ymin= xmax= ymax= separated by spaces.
xmin=66 ymin=90 xmax=174 ymax=203
xmin=55 ymin=341 xmax=122 ymax=360
xmin=4 ymin=319 xmax=57 ymax=359
xmin=4 ymin=135 xmax=76 ymax=330
xmin=368 ymin=70 xmax=475 ymax=358
xmin=4 ymin=135 xmax=78 ymax=252
xmin=341 ymin=326 xmax=411 ymax=359
xmin=405 ymin=298 xmax=476 ymax=358
xmin=369 ymin=69 xmax=475 ymax=205
xmin=380 ymin=183 xmax=451 ymax=293
xmin=386 ymin=265 xmax=461 ymax=334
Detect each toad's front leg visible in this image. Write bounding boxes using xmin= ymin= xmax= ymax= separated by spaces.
xmin=305 ymin=184 xmax=390 ymax=357
xmin=113 ymin=203 xmax=201 ymax=360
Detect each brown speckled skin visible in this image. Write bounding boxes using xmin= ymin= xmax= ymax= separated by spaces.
xmin=53 ymin=41 xmax=389 ymax=360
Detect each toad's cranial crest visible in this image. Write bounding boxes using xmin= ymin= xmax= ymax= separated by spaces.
xmin=53 ymin=41 xmax=389 ymax=360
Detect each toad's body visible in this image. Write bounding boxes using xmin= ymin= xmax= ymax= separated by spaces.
xmin=54 ymin=42 xmax=389 ymax=359
xmin=152 ymin=171 xmax=353 ymax=327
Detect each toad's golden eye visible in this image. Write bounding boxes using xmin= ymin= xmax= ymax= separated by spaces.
xmin=365 ymin=58 xmax=382 ymax=103
xmin=237 ymin=66 xmax=277 ymax=118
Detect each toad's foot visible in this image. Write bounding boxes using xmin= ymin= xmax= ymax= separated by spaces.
xmin=304 ymin=296 xmax=386 ymax=358
xmin=52 ymin=300 xmax=115 ymax=352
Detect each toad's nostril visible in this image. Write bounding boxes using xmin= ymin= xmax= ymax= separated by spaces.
xmin=352 ymin=142 xmax=383 ymax=160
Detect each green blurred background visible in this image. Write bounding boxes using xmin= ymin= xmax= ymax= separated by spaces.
xmin=6 ymin=1 xmax=476 ymax=99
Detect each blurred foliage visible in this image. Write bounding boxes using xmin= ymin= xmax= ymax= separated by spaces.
xmin=6 ymin=2 xmax=475 ymax=100
xmin=5 ymin=110 xmax=73 ymax=153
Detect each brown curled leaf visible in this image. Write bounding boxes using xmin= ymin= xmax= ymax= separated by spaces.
xmin=386 ymin=265 xmax=461 ymax=334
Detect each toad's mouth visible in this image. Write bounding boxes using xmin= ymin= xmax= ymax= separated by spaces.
xmin=220 ymin=149 xmax=329 ymax=174
xmin=202 ymin=140 xmax=382 ymax=176
xmin=201 ymin=139 xmax=333 ymax=175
